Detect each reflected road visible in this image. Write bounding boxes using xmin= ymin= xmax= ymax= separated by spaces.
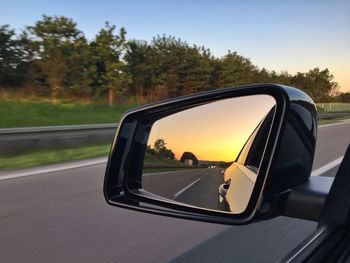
xmin=144 ymin=168 xmax=224 ymax=210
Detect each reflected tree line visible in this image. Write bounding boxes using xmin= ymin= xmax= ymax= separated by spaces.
xmin=1 ymin=15 xmax=345 ymax=106
xmin=146 ymin=138 xmax=232 ymax=168
xmin=146 ymin=139 xmax=199 ymax=166
xmin=146 ymin=138 xmax=176 ymax=160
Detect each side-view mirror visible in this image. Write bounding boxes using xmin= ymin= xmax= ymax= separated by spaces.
xmin=104 ymin=84 xmax=320 ymax=224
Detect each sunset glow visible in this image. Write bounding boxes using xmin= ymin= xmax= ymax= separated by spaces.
xmin=148 ymin=95 xmax=276 ymax=162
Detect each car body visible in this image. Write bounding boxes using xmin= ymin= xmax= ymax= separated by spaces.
xmin=218 ymin=107 xmax=274 ymax=213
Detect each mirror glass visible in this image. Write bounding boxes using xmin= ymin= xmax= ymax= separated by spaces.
xmin=142 ymin=94 xmax=276 ymax=214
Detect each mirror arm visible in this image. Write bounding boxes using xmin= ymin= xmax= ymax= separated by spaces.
xmin=271 ymin=176 xmax=333 ymax=222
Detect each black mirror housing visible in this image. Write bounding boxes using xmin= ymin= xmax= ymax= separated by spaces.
xmin=104 ymin=84 xmax=317 ymax=225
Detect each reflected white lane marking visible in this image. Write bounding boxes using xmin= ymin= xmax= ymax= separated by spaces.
xmin=311 ymin=156 xmax=344 ymax=177
xmin=173 ymin=171 xmax=210 ymax=199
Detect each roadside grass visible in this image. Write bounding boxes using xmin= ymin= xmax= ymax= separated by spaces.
xmin=0 ymin=144 xmax=111 ymax=170
xmin=144 ymin=153 xmax=180 ymax=165
xmin=316 ymin=103 xmax=350 ymax=113
xmin=0 ymin=100 xmax=137 ymax=128
xmin=318 ymin=116 xmax=350 ymax=126
xmin=2 ymin=100 xmax=350 ymax=129
xmin=142 ymin=154 xmax=202 ymax=173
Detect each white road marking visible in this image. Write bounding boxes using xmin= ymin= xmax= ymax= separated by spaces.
xmin=173 ymin=171 xmax=210 ymax=199
xmin=311 ymin=156 xmax=344 ymax=177
xmin=0 ymin=157 xmax=108 ymax=181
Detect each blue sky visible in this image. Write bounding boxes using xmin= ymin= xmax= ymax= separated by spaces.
xmin=2 ymin=0 xmax=350 ymax=91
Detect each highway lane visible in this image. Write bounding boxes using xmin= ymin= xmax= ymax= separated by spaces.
xmin=0 ymin=122 xmax=349 ymax=262
xmin=0 ymin=164 xmax=227 ymax=263
xmin=313 ymin=121 xmax=350 ymax=169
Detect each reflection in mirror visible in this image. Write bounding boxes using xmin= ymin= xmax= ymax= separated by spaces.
xmin=142 ymin=95 xmax=276 ymax=214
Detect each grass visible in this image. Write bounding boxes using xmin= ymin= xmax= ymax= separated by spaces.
xmin=318 ymin=116 xmax=350 ymax=125
xmin=0 ymin=144 xmax=111 ymax=171
xmin=142 ymin=153 xmax=201 ymax=173
xmin=1 ymin=100 xmax=349 ymax=129
xmin=144 ymin=153 xmax=180 ymax=165
xmin=317 ymin=103 xmax=350 ymax=125
xmin=0 ymin=100 xmax=137 ymax=128
xmin=317 ymin=103 xmax=350 ymax=113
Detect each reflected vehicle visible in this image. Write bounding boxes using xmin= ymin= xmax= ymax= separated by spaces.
xmin=218 ymin=108 xmax=274 ymax=213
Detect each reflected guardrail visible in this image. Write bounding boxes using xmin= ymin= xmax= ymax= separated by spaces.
xmin=143 ymin=163 xmax=206 ymax=170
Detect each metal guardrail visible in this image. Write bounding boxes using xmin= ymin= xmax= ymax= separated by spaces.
xmin=0 ymin=123 xmax=117 ymax=135
xmin=0 ymin=123 xmax=118 ymax=155
xmin=317 ymin=112 xmax=350 ymax=120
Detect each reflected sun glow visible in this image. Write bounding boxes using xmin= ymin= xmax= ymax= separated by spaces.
xmin=148 ymin=95 xmax=276 ymax=162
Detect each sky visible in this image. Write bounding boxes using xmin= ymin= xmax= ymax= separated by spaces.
xmin=2 ymin=0 xmax=349 ymax=92
xmin=148 ymin=95 xmax=275 ymax=162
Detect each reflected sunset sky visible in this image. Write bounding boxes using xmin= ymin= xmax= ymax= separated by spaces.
xmin=148 ymin=95 xmax=275 ymax=162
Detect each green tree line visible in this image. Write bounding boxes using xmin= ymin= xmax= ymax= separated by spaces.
xmin=0 ymin=15 xmax=345 ymax=105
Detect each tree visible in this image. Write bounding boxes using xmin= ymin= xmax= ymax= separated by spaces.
xmin=1 ymin=18 xmax=343 ymax=104
xmin=336 ymin=92 xmax=350 ymax=103
xmin=26 ymin=15 xmax=85 ymax=103
xmin=146 ymin=138 xmax=176 ymax=160
xmin=307 ymin=68 xmax=338 ymax=101
xmin=153 ymin=138 xmax=167 ymax=153
xmin=63 ymin=36 xmax=96 ymax=98
xmin=218 ymin=51 xmax=256 ymax=87
xmin=91 ymin=22 xmax=130 ymax=106
xmin=148 ymin=35 xmax=213 ymax=98
xmin=124 ymin=40 xmax=158 ymax=102
xmin=0 ymin=25 xmax=27 ymax=86
xmin=290 ymin=68 xmax=338 ymax=102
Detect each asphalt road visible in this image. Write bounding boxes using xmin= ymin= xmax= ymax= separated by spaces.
xmin=313 ymin=122 xmax=350 ymax=169
xmin=0 ymin=121 xmax=349 ymax=262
